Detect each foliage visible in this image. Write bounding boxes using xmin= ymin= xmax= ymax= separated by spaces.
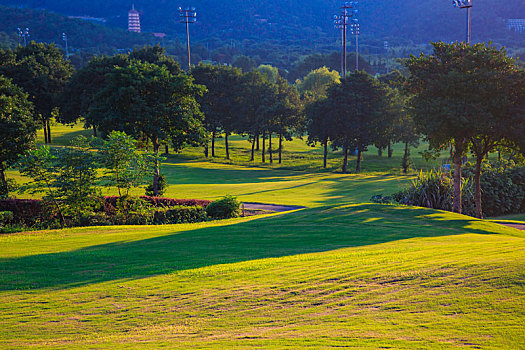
xmin=88 ymin=57 xmax=205 ymax=194
xmin=0 ymin=76 xmax=36 ymax=198
xmin=153 ymin=206 xmax=207 ymax=225
xmin=0 ymin=41 xmax=74 ymax=143
xmin=257 ymin=64 xmax=279 ymax=83
xmin=370 ymin=194 xmax=392 ymax=204
xmin=463 ymin=163 xmax=525 ymax=217
xmin=206 ymin=195 xmax=241 ymax=219
xmin=53 ymin=136 xmax=100 ymax=221
xmin=323 ymin=71 xmax=391 ymax=172
xmin=191 ymin=63 xmax=242 ymax=159
xmin=405 ymin=42 xmax=524 ymax=216
xmin=145 ymin=174 xmax=167 ymax=197
xmin=296 ymin=66 xmax=340 ymax=100
xmin=0 ymin=211 xmax=12 ymax=227
xmin=97 ymin=131 xmax=151 ymax=197
xmin=393 ymin=170 xmax=455 ymax=211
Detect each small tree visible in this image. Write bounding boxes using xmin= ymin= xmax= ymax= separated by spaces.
xmin=97 ymin=131 xmax=150 ymax=197
xmin=18 ymin=146 xmax=65 ymax=226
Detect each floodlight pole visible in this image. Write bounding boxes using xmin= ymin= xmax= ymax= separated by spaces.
xmin=351 ymin=21 xmax=360 ymax=71
xmin=17 ymin=27 xmax=30 ymax=47
xmin=453 ymin=0 xmax=472 ymax=44
xmin=334 ymin=2 xmax=358 ymax=77
xmin=384 ymin=41 xmax=389 ymax=74
xmin=62 ymin=33 xmax=69 ymax=57
xmin=179 ymin=7 xmax=197 ymax=71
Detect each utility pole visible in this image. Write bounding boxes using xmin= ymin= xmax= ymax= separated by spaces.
xmin=179 ymin=7 xmax=197 ymax=71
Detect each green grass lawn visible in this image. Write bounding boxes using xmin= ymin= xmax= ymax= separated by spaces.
xmin=1 ymin=124 xmax=524 ymax=348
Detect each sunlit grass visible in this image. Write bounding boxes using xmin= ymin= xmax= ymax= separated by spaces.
xmin=1 ymin=124 xmax=524 ymax=348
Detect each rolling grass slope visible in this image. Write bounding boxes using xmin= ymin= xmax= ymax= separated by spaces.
xmin=0 ymin=205 xmax=524 ymax=348
xmin=1 ymin=125 xmax=524 ymax=348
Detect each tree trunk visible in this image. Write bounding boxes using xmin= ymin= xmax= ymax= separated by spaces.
xmin=387 ymin=143 xmax=393 ymax=158
xmin=211 ymin=131 xmax=216 ymax=157
xmin=165 ymin=144 xmax=169 ymax=155
xmin=225 ymin=132 xmax=230 ymax=160
xmin=403 ymin=142 xmax=410 ymax=174
xmin=204 ymin=141 xmax=208 ymax=158
xmin=269 ymin=133 xmax=273 ymax=164
xmin=93 ymin=126 xmax=97 ymax=138
xmin=153 ymin=140 xmax=160 ymax=196
xmin=452 ymin=139 xmax=465 ymax=214
xmin=0 ymin=164 xmax=8 ymax=197
xmin=356 ymin=148 xmax=362 ymax=172
xmin=378 ymin=148 xmax=383 ymax=157
xmin=46 ymin=120 xmax=52 ymax=144
xmin=250 ymin=136 xmax=256 ymax=161
xmin=262 ymin=132 xmax=266 ymax=163
xmin=342 ymin=146 xmax=348 ymax=173
xmin=323 ymin=139 xmax=328 ymax=169
xmin=474 ymin=157 xmax=483 ymax=219
xmin=256 ymin=134 xmax=260 ymax=151
xmin=279 ymin=134 xmax=283 ymax=164
xmin=42 ymin=117 xmax=48 ymax=144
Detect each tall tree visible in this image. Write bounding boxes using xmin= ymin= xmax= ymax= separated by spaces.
xmin=0 ymin=42 xmax=74 ymax=143
xmin=306 ymin=97 xmax=331 ymax=168
xmin=192 ymin=64 xmax=243 ymax=159
xmin=59 ymin=54 xmax=130 ymax=135
xmin=325 ymin=71 xmax=390 ymax=173
xmin=235 ymin=70 xmax=275 ymax=162
xmin=270 ymin=77 xmax=304 ymax=164
xmin=0 ymin=76 xmax=37 ymax=198
xmin=405 ymin=42 xmax=524 ymax=216
xmin=87 ymin=60 xmax=205 ymax=195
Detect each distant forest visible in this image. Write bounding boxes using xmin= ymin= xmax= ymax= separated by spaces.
xmin=0 ymin=1 xmax=523 ymax=74
xmin=3 ymin=0 xmax=524 ymax=45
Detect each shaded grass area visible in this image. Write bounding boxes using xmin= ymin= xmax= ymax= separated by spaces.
xmin=0 ymin=205 xmax=524 ymax=348
xmin=3 ymin=205 xmax=521 ymax=291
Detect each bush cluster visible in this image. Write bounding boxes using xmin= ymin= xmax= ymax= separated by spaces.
xmin=205 ymin=196 xmax=241 ymax=219
xmin=393 ymin=164 xmax=525 ymax=217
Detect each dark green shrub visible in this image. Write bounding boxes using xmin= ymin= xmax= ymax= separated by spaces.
xmin=463 ymin=164 xmax=525 ymax=217
xmin=370 ymin=195 xmax=393 ymax=204
xmin=206 ymin=196 xmax=241 ymax=219
xmin=145 ymin=174 xmax=168 ymax=197
xmin=153 ymin=206 xmax=207 ymax=224
xmin=0 ymin=211 xmax=13 ymax=227
xmin=393 ymin=170 xmax=455 ymax=211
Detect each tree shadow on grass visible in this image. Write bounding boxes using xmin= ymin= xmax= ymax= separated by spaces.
xmin=1 ymin=204 xmax=518 ymax=291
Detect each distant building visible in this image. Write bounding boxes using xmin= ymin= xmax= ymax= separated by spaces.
xmin=68 ymin=16 xmax=107 ymax=23
xmin=128 ymin=4 xmax=141 ymax=33
xmin=506 ymin=19 xmax=525 ymax=33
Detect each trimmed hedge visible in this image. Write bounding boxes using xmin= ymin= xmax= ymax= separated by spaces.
xmin=0 ymin=199 xmax=46 ymax=226
xmin=0 ymin=196 xmax=212 ymax=228
xmin=103 ymin=196 xmax=211 ymax=209
xmin=153 ymin=206 xmax=207 ymax=224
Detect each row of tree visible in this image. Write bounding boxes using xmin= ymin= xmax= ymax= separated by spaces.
xmin=0 ymin=41 xmax=523 ymax=220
